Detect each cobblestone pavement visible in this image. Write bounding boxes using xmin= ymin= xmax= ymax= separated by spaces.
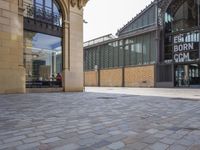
xmin=0 ymin=92 xmax=200 ymax=150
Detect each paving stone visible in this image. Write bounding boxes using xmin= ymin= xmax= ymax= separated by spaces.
xmin=79 ymin=126 xmax=91 ymax=130
xmin=106 ymin=135 xmax=126 ymax=143
xmin=0 ymin=131 xmax=18 ymax=136
xmin=79 ymin=133 xmax=96 ymax=139
xmin=149 ymin=142 xmax=169 ymax=150
xmin=108 ymin=130 xmax=123 ymax=135
xmin=78 ymin=129 xmax=93 ymax=134
xmin=93 ymin=129 xmax=108 ymax=135
xmin=191 ymin=131 xmax=200 ymax=136
xmin=13 ymin=130 xmax=33 ymax=136
xmin=28 ymin=132 xmax=44 ymax=137
xmin=16 ymin=142 xmax=40 ymax=150
xmin=77 ymin=146 xmax=94 ymax=150
xmin=45 ymin=128 xmax=63 ymax=134
xmin=96 ymin=147 xmax=110 ymax=150
xmin=142 ymin=136 xmax=158 ymax=144
xmin=143 ymin=148 xmax=151 ymax=150
xmin=91 ymin=140 xmax=111 ymax=149
xmin=123 ymin=131 xmax=138 ymax=136
xmin=95 ymin=134 xmax=111 ymax=141
xmin=0 ymin=141 xmax=22 ymax=150
xmin=145 ymin=129 xmax=159 ymax=134
xmin=123 ymin=136 xmax=139 ymax=144
xmin=127 ymin=142 xmax=148 ymax=150
xmin=153 ymin=133 xmax=166 ymax=138
xmin=41 ymin=137 xmax=61 ymax=144
xmin=38 ymin=144 xmax=50 ymax=150
xmin=3 ymin=135 xmax=26 ymax=143
xmin=176 ymin=138 xmax=194 ymax=146
xmin=78 ymin=138 xmax=97 ymax=146
xmin=54 ymin=143 xmax=79 ymax=150
xmin=59 ymin=132 xmax=78 ymax=139
xmin=188 ymin=145 xmax=200 ymax=150
xmin=107 ymin=141 xmax=125 ymax=150
xmin=23 ymin=136 xmax=45 ymax=143
xmin=160 ymin=137 xmax=175 ymax=145
xmin=168 ymin=133 xmax=185 ymax=140
xmin=169 ymin=144 xmax=187 ymax=150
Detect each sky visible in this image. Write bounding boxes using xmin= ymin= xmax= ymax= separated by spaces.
xmin=83 ymin=0 xmax=153 ymax=42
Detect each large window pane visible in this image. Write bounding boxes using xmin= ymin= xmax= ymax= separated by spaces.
xmin=119 ymin=47 xmax=124 ymax=67
xmin=85 ymin=50 xmax=88 ymax=70
xmin=113 ymin=42 xmax=119 ymax=67
xmin=136 ymin=36 xmax=143 ymax=65
xmin=108 ymin=43 xmax=114 ymax=68
xmin=125 ymin=45 xmax=130 ymax=66
xmin=130 ymin=39 xmax=137 ymax=65
xmin=143 ymin=34 xmax=150 ymax=64
xmin=100 ymin=45 xmax=105 ymax=69
xmin=150 ymin=32 xmax=156 ymax=63
xmin=35 ymin=0 xmax=43 ymax=5
xmin=45 ymin=0 xmax=52 ymax=8
xmin=24 ymin=31 xmax=62 ymax=87
xmin=104 ymin=45 xmax=109 ymax=68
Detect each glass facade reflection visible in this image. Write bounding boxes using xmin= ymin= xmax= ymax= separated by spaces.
xmin=24 ymin=31 xmax=62 ymax=88
xmin=84 ymin=32 xmax=157 ymax=71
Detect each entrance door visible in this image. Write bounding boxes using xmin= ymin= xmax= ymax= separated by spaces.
xmin=175 ymin=64 xmax=200 ymax=87
xmin=189 ymin=64 xmax=200 ymax=87
xmin=175 ymin=65 xmax=189 ymax=87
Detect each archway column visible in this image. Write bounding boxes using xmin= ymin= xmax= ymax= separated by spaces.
xmin=63 ymin=5 xmax=84 ymax=92
xmin=0 ymin=0 xmax=25 ymax=94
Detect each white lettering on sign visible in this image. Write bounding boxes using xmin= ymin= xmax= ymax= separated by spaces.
xmin=173 ymin=32 xmax=197 ymax=63
xmin=174 ymin=52 xmax=190 ymax=63
xmin=174 ymin=34 xmax=184 ymax=44
xmin=174 ymin=43 xmax=194 ymax=52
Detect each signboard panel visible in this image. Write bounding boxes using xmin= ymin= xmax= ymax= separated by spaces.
xmin=173 ymin=31 xmax=199 ymax=63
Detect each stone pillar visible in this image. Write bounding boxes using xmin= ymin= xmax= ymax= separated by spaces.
xmin=63 ymin=4 xmax=84 ymax=92
xmin=0 ymin=0 xmax=25 ymax=94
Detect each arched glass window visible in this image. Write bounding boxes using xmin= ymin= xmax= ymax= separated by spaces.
xmin=165 ymin=0 xmax=199 ymax=33
xmin=24 ymin=0 xmax=63 ymax=88
xmin=24 ymin=0 xmax=62 ymax=27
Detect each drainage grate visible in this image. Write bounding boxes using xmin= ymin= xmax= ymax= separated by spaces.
xmin=121 ymin=95 xmax=140 ymax=98
xmin=183 ymin=127 xmax=200 ymax=131
xmin=168 ymin=127 xmax=200 ymax=131
xmin=170 ymin=98 xmax=199 ymax=101
xmin=194 ymin=95 xmax=200 ymax=97
xmin=97 ymin=97 xmax=116 ymax=100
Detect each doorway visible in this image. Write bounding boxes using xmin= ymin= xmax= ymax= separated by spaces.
xmin=24 ymin=0 xmax=63 ymax=89
xmin=175 ymin=64 xmax=200 ymax=87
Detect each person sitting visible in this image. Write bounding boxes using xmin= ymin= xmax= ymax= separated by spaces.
xmin=56 ymin=73 xmax=62 ymax=87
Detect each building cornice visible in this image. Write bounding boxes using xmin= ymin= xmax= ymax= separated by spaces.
xmin=70 ymin=0 xmax=88 ymax=9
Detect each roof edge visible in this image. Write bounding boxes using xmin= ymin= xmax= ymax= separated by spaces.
xmin=116 ymin=0 xmax=157 ymax=36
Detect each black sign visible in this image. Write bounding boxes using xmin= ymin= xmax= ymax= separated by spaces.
xmin=173 ymin=31 xmax=199 ymax=63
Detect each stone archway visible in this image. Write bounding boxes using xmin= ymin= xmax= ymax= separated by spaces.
xmin=62 ymin=0 xmax=88 ymax=92
xmin=0 ymin=0 xmax=88 ymax=94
